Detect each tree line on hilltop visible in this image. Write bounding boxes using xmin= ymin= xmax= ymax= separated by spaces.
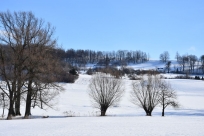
xmin=55 ymin=48 xmax=149 ymax=67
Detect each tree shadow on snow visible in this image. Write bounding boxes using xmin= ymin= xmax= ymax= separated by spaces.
xmin=153 ymin=109 xmax=204 ymax=116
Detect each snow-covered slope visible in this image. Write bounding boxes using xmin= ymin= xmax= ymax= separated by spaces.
xmin=87 ymin=60 xmax=179 ymax=70
xmin=128 ymin=60 xmax=174 ymax=70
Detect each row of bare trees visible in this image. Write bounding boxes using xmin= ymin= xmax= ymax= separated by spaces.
xmin=56 ymin=49 xmax=149 ymax=67
xmin=175 ymin=52 xmax=204 ymax=74
xmin=131 ymin=74 xmax=178 ymax=116
xmin=88 ymin=73 xmax=178 ymax=116
xmin=0 ymin=11 xmax=65 ymax=119
xmin=159 ymin=51 xmax=204 ymax=74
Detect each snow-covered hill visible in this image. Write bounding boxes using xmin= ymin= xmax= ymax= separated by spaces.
xmin=128 ymin=60 xmax=179 ymax=70
xmin=87 ymin=60 xmax=179 ymax=70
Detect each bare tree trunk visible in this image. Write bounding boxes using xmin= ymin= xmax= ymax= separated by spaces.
xmin=7 ymin=82 xmax=16 ymax=120
xmin=1 ymin=93 xmax=5 ymax=117
xmin=7 ymin=96 xmax=15 ymax=120
xmin=183 ymin=65 xmax=185 ymax=71
xmin=162 ymin=108 xmax=165 ymax=116
xmin=15 ymin=67 xmax=23 ymax=116
xmin=15 ymin=72 xmax=22 ymax=116
xmin=162 ymin=97 xmax=165 ymax=116
xmin=146 ymin=112 xmax=152 ymax=116
xmin=24 ymin=80 xmax=32 ymax=119
xmin=144 ymin=109 xmax=152 ymax=116
xmin=100 ymin=107 xmax=108 ymax=116
xmin=24 ymin=91 xmax=32 ymax=119
xmin=15 ymin=89 xmax=21 ymax=116
xmin=162 ymin=103 xmax=165 ymax=116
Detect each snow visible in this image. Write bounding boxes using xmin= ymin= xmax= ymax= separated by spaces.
xmin=120 ymin=60 xmax=179 ymax=70
xmin=85 ymin=60 xmax=180 ymax=71
xmin=1 ymin=117 xmax=204 ymax=136
xmin=0 ymin=60 xmax=204 ymax=135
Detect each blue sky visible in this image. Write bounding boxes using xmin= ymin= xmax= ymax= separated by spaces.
xmin=1 ymin=0 xmax=204 ymax=59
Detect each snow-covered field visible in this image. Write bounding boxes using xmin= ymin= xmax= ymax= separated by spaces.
xmin=1 ymin=60 xmax=204 ymax=135
xmin=1 ymin=116 xmax=204 ymax=136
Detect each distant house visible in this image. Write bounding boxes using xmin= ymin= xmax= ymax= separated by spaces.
xmin=157 ymin=67 xmax=164 ymax=72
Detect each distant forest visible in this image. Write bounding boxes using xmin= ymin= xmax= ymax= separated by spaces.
xmin=55 ymin=48 xmax=149 ymax=67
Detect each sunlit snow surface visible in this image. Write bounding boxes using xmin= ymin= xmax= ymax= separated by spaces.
xmin=1 ymin=66 xmax=204 ymax=135
xmin=1 ymin=117 xmax=204 ymax=136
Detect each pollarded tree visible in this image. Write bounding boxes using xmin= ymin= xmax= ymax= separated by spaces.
xmin=88 ymin=73 xmax=124 ymax=116
xmin=158 ymin=81 xmax=179 ymax=116
xmin=131 ymin=74 xmax=161 ymax=116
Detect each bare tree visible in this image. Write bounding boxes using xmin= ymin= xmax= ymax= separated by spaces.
xmin=160 ymin=51 xmax=170 ymax=63
xmin=188 ymin=55 xmax=197 ymax=73
xmin=175 ymin=51 xmax=180 ymax=62
xmin=0 ymin=11 xmax=28 ymax=119
xmin=23 ymin=45 xmax=64 ymax=119
xmin=178 ymin=55 xmax=188 ymax=72
xmin=88 ymin=73 xmax=124 ymax=116
xmin=158 ymin=81 xmax=179 ymax=116
xmin=165 ymin=61 xmax=171 ymax=73
xmin=131 ymin=74 xmax=161 ymax=116
xmin=30 ymin=80 xmax=63 ymax=111
xmin=0 ymin=11 xmax=64 ymax=119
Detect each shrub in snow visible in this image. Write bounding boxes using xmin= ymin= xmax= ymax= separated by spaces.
xmin=195 ymin=76 xmax=201 ymax=80
xmin=86 ymin=68 xmax=93 ymax=75
xmin=88 ymin=67 xmax=123 ymax=78
xmin=69 ymin=69 xmax=78 ymax=75
xmin=128 ymin=74 xmax=141 ymax=80
xmin=63 ymin=111 xmax=76 ymax=117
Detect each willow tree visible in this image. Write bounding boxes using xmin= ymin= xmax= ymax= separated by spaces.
xmin=131 ymin=74 xmax=161 ymax=116
xmin=89 ymin=73 xmax=124 ymax=116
